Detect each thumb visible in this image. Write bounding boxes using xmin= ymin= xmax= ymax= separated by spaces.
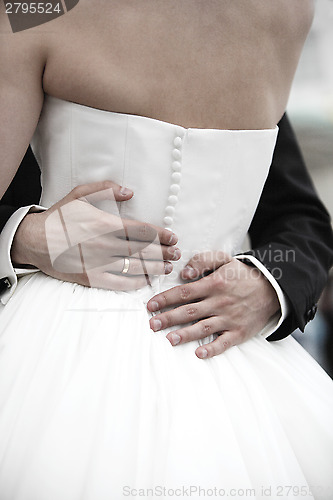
xmin=180 ymin=251 xmax=232 ymax=280
xmin=68 ymin=181 xmax=134 ymax=204
xmin=48 ymin=181 xmax=133 ymax=216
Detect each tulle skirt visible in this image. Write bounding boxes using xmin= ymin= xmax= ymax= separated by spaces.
xmin=0 ymin=272 xmax=333 ymax=500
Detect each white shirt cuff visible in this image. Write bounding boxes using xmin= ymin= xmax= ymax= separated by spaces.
xmin=0 ymin=205 xmax=46 ymax=305
xmin=235 ymin=254 xmax=290 ymax=339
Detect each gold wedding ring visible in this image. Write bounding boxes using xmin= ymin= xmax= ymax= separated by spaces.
xmin=121 ymin=257 xmax=130 ymax=274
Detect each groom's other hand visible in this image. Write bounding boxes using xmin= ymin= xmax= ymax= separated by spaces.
xmin=147 ymin=251 xmax=280 ymax=358
xmin=10 ymin=180 xmax=180 ymax=291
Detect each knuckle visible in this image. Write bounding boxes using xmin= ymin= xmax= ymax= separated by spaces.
xmin=201 ymin=322 xmax=213 ymax=336
xmin=215 ymin=295 xmax=233 ymax=310
xmin=158 ymin=293 xmax=168 ymax=308
xmin=161 ymin=228 xmax=171 ymax=243
xmin=179 ymin=286 xmax=191 ymax=301
xmin=138 ymin=223 xmax=151 ymax=239
xmin=214 ymin=274 xmax=226 ymax=289
xmin=222 ymin=339 xmax=231 ymax=350
xmin=217 ymin=336 xmax=232 ymax=352
xmin=186 ymin=305 xmax=197 ymax=317
xmin=178 ymin=328 xmax=189 ymax=342
xmin=72 ymin=185 xmax=86 ymax=199
xmin=208 ymin=343 xmax=222 ymax=357
xmin=161 ymin=312 xmax=171 ymax=327
xmin=223 ymin=296 xmax=234 ymax=307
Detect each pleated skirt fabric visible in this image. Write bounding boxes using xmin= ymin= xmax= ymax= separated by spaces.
xmin=0 ymin=273 xmax=333 ymax=500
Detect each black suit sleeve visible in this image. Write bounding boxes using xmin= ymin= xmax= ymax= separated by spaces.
xmin=0 ymin=146 xmax=42 ymax=232
xmin=0 ymin=205 xmax=20 ymax=234
xmin=242 ymin=113 xmax=333 ymax=341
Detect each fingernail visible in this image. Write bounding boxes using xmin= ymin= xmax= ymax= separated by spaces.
xmin=172 ymin=248 xmax=181 ymax=260
xmin=168 ymin=233 xmax=178 ymax=245
xmin=199 ymin=348 xmax=208 ymax=359
xmin=120 ymin=186 xmax=133 ymax=196
xmin=165 ymin=262 xmax=173 ymax=274
xmin=150 ymin=301 xmax=160 ymax=312
xmin=151 ymin=319 xmax=162 ymax=331
xmin=183 ymin=265 xmax=197 ymax=278
xmin=170 ymin=333 xmax=181 ymax=346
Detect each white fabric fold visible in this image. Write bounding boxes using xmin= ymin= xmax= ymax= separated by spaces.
xmin=235 ymin=254 xmax=290 ymax=338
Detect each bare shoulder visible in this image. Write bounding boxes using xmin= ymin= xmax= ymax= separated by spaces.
xmin=289 ymin=0 xmax=314 ymax=34
xmin=271 ymin=0 xmax=314 ymax=39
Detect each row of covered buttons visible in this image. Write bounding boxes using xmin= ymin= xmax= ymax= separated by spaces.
xmin=163 ymin=131 xmax=184 ymax=230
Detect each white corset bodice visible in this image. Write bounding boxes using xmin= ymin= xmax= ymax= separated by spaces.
xmin=2 ymin=100 xmax=333 ymax=500
xmin=31 ymin=95 xmax=278 ymax=280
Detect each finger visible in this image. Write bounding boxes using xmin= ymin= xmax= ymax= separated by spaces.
xmin=195 ymin=331 xmax=238 ymax=359
xmin=88 ymin=271 xmax=151 ymax=291
xmin=149 ymin=298 xmax=214 ymax=331
xmin=145 ymin=244 xmax=181 ymax=262
xmin=70 ymin=181 xmax=134 ymax=203
xmin=122 ymin=220 xmax=178 ymax=247
xmin=180 ymin=251 xmax=232 ymax=280
xmin=57 ymin=230 xmax=180 ymax=271
xmin=105 ymin=257 xmax=173 ymax=276
xmin=118 ymin=239 xmax=181 ymax=262
xmin=147 ymin=280 xmax=210 ymax=312
xmin=165 ymin=316 xmax=222 ymax=345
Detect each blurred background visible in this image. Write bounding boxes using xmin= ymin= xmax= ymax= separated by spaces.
xmin=288 ymin=0 xmax=333 ymax=376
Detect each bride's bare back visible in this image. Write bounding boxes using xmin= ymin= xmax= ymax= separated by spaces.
xmin=44 ymin=0 xmax=314 ymax=129
xmin=0 ymin=0 xmax=313 ymax=194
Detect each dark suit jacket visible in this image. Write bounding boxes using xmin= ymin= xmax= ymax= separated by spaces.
xmin=1 ymin=114 xmax=333 ymax=340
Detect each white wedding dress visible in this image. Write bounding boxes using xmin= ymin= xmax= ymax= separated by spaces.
xmin=0 ymin=95 xmax=333 ymax=500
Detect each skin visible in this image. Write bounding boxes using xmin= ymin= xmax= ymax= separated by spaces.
xmin=147 ymin=251 xmax=278 ymax=358
xmin=11 ymin=181 xmax=181 ymax=290
xmin=0 ymin=0 xmax=314 ymax=357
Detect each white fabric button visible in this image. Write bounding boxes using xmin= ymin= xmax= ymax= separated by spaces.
xmin=172 ymin=149 xmax=181 ymax=160
xmin=165 ymin=206 xmax=176 ymax=216
xmin=172 ymin=161 xmax=181 ymax=172
xmin=170 ymin=184 xmax=181 ymax=195
xmin=174 ymin=137 xmax=182 ymax=148
xmin=168 ymin=195 xmax=178 ymax=205
xmin=171 ymin=172 xmax=181 ymax=183
xmin=163 ymin=216 xmax=173 ymax=226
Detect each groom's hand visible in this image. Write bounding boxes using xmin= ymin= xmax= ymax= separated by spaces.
xmin=10 ymin=181 xmax=181 ymax=290
xmin=147 ymin=251 xmax=280 ymax=358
